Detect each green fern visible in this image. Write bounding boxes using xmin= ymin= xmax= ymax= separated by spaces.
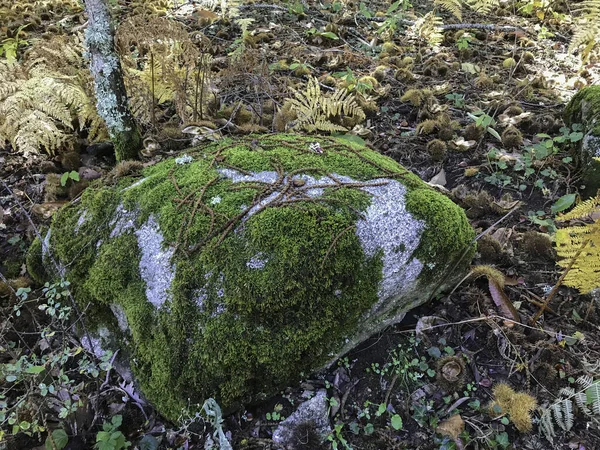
xmin=286 ymin=77 xmax=365 ymax=133
xmin=539 ymin=375 xmax=600 ymax=442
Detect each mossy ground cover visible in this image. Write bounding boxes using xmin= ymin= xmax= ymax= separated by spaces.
xmin=29 ymin=134 xmax=473 ymax=420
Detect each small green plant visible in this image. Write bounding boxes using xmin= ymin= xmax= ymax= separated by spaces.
xmin=287 ymin=1 xmax=305 ymax=16
xmin=327 ymin=422 xmax=353 ymax=450
xmin=375 ymin=1 xmax=411 ymax=39
xmin=467 ymin=110 xmax=501 ymax=141
xmin=288 ymin=62 xmax=314 ymax=74
xmin=95 ymin=415 xmax=130 ymax=450
xmin=332 ymin=68 xmax=373 ymax=94
xmin=1 ymin=280 xmax=114 ymax=444
xmin=60 ymin=171 xmax=80 ymax=187
xmin=0 ymin=24 xmax=29 ymax=63
xmin=306 ymin=28 xmax=339 ymax=41
xmin=228 ymin=18 xmax=255 ymax=61
xmin=484 ymin=124 xmax=583 ymax=195
xmin=445 ymin=92 xmax=465 ymax=108
xmin=456 ymin=32 xmax=473 ymax=50
xmin=265 ymin=403 xmax=284 ymax=421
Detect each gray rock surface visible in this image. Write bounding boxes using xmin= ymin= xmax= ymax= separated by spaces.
xmin=272 ymin=390 xmax=331 ymax=449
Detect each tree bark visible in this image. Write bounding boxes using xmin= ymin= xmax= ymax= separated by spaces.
xmin=83 ymin=0 xmax=141 ymax=161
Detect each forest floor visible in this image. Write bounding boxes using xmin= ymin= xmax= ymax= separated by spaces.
xmin=1 ymin=0 xmax=600 ymax=449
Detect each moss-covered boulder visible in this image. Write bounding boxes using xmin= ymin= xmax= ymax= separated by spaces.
xmin=564 ymin=86 xmax=600 ymax=197
xmin=27 ymin=134 xmax=475 ymax=420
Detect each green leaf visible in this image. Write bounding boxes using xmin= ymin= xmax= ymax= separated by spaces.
xmin=496 ymin=431 xmax=510 ymax=448
xmin=111 ymin=415 xmax=123 ymax=428
xmin=569 ymin=131 xmax=584 ymax=142
xmin=25 ymin=365 xmax=46 ymax=374
xmin=487 ymin=127 xmax=502 ymax=142
xmin=5 ymin=375 xmax=16 ymax=382
xmin=427 ymin=346 xmax=441 ymax=358
xmin=391 ymin=414 xmax=403 ymax=430
xmin=138 ymin=435 xmax=158 ymax=450
xmin=320 ymin=32 xmax=339 ymax=40
xmin=46 ymin=429 xmax=69 ymax=450
xmin=387 ymin=1 xmax=400 ymax=14
xmin=376 ymin=403 xmax=386 ymax=416
xmin=551 ymin=194 xmax=576 ymax=214
xmin=69 ymin=171 xmax=80 ymax=182
xmin=60 ymin=172 xmax=69 ymax=187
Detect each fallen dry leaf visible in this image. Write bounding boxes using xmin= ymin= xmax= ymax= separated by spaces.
xmin=436 ymin=414 xmax=464 ymax=441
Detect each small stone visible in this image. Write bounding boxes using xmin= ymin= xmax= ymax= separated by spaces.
xmin=78 ymin=167 xmax=102 ymax=180
xmin=272 ymin=390 xmax=331 ymax=448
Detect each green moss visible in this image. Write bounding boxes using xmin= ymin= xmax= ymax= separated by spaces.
xmin=564 ymin=86 xmax=600 ymax=197
xmin=564 ymin=85 xmax=600 ymax=134
xmin=32 ymin=133 xmax=473 ymax=420
xmin=2 ymin=258 xmax=23 ymax=279
xmin=406 ymin=188 xmax=476 ymax=285
xmin=26 ymin=236 xmax=46 ymax=284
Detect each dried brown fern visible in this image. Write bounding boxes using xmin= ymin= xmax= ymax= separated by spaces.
xmin=0 ymin=35 xmax=106 ymax=156
xmin=285 ymin=77 xmax=366 ymax=134
xmin=434 ymin=0 xmax=499 ymax=20
xmin=116 ymin=16 xmax=214 ymax=125
xmin=411 ymin=11 xmax=444 ymax=46
xmin=569 ymin=0 xmax=600 ymax=60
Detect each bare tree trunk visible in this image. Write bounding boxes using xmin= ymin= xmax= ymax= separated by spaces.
xmin=83 ymin=0 xmax=141 ymax=161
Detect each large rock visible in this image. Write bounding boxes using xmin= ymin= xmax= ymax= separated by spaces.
xmin=564 ymin=85 xmax=600 ymax=197
xmin=27 ymin=134 xmax=475 ymax=420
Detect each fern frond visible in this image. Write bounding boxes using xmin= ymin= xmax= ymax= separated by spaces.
xmin=117 ymin=16 xmax=211 ymax=124
xmin=570 ymin=0 xmax=600 ymax=54
xmin=0 ymin=35 xmax=105 ymax=156
xmin=554 ymin=193 xmax=600 ymax=294
xmin=465 ymin=0 xmax=499 ymax=15
xmin=435 ymin=0 xmax=462 ymax=20
xmin=578 ymin=375 xmax=594 ymax=389
xmin=583 ymin=357 xmax=600 ymax=376
xmin=539 ymin=409 xmax=556 ymax=442
xmin=412 ymin=12 xmax=444 ymax=46
xmin=588 ymin=381 xmax=600 ymax=414
xmin=540 ymin=376 xmax=600 ymax=441
xmin=287 ymin=77 xmax=365 ymax=134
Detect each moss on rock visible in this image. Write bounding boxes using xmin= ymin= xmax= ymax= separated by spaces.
xmin=564 ymin=86 xmax=600 ymax=197
xmin=28 ymin=134 xmax=474 ymax=420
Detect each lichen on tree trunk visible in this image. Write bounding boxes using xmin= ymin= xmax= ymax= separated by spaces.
xmin=83 ymin=0 xmax=141 ymax=161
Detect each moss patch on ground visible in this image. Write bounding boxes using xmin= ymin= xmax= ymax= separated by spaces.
xmin=28 ymin=133 xmax=474 ymax=420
